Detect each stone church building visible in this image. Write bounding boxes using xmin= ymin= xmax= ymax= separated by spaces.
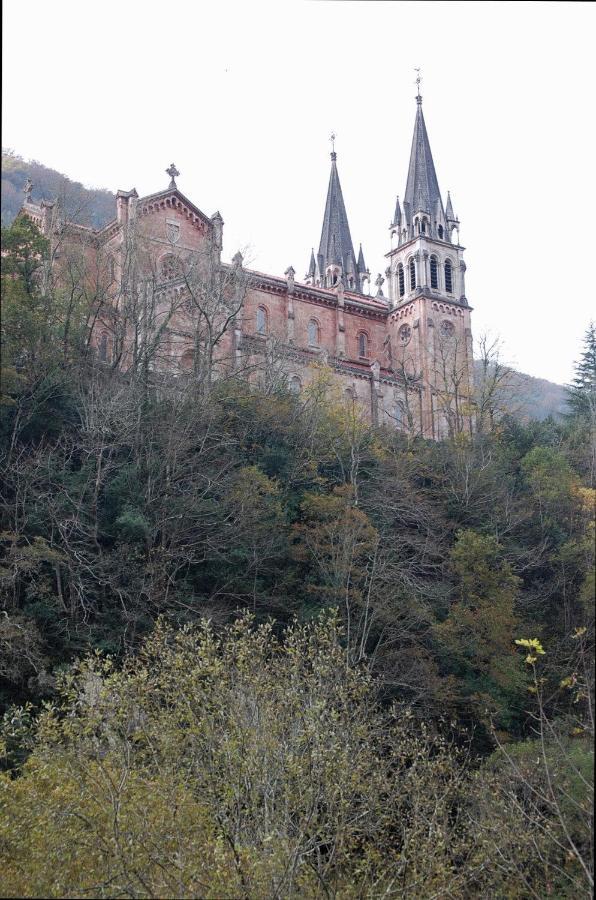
xmin=21 ymin=91 xmax=474 ymax=440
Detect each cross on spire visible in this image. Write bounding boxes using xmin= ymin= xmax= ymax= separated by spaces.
xmin=330 ymin=131 xmax=336 ymax=159
xmin=166 ymin=163 xmax=180 ymax=189
xmin=414 ymin=67 xmax=422 ymax=104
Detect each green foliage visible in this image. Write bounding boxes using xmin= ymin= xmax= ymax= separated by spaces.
xmin=1 ymin=614 xmax=588 ymax=899
xmin=434 ymin=530 xmax=525 ymax=731
xmin=0 ymin=279 xmax=593 ymax=894
xmin=566 ymin=322 xmax=596 ymax=421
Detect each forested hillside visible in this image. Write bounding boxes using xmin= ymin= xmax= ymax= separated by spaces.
xmin=0 ymin=210 xmax=594 ymax=896
xmin=1 ymin=149 xmax=116 ymax=229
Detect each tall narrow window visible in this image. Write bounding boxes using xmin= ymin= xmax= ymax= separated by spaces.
xmin=444 ymin=260 xmax=453 ymax=293
xmin=393 ymin=402 xmax=405 ymax=429
xmin=421 ymin=220 xmax=426 ymax=234
xmin=438 ymin=225 xmax=444 ymax=239
xmin=397 ymin=264 xmax=405 ymax=297
xmin=256 ymin=306 xmax=268 ymax=335
xmin=358 ymin=332 xmax=368 ymax=358
xmin=308 ymin=319 xmax=319 ymax=346
xmin=430 ymin=256 xmax=439 ymax=289
xmin=409 ymin=258 xmax=416 ymax=291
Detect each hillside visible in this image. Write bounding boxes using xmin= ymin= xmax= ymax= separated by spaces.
xmin=1 ymin=149 xmax=116 ymax=229
xmin=473 ymin=359 xmax=568 ymax=422
xmin=1 ymin=213 xmax=594 ymax=899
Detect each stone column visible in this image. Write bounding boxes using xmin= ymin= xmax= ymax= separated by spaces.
xmin=459 ymin=260 xmax=467 ymax=301
xmin=421 ymin=250 xmax=429 ymax=287
xmin=336 ymin=283 xmax=346 ymax=358
xmin=370 ymin=360 xmax=381 ymax=425
xmin=285 ymin=267 xmax=295 ymax=344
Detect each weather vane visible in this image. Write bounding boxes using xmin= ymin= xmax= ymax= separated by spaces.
xmin=330 ymin=132 xmax=336 ymax=154
xmin=414 ymin=67 xmax=422 ymax=99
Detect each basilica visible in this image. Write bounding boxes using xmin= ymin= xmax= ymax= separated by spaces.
xmin=21 ymin=90 xmax=474 ymax=440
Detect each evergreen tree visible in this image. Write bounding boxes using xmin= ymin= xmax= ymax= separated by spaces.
xmin=566 ymin=322 xmax=596 ymax=420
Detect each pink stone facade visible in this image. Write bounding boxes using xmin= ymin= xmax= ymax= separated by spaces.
xmin=21 ymin=95 xmax=474 ymax=443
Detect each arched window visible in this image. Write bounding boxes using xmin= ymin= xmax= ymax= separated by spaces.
xmin=421 ymin=219 xmax=426 ymax=234
xmin=444 ymin=260 xmax=453 ymax=293
xmin=409 ymin=258 xmax=416 ymax=291
xmin=98 ymin=332 xmax=109 ymax=362
xmin=398 ymin=323 xmax=411 ymax=345
xmin=438 ymin=225 xmax=444 ymax=240
xmin=358 ymin=332 xmax=368 ymax=358
xmin=397 ymin=264 xmax=405 ymax=297
xmin=307 ymin=319 xmax=319 ymax=346
xmin=162 ymin=254 xmax=178 ymax=281
xmin=289 ymin=376 xmax=302 ymax=395
xmin=256 ymin=306 xmax=268 ymax=335
xmin=430 ymin=255 xmax=439 ymax=289
xmin=393 ymin=401 xmax=406 ymax=429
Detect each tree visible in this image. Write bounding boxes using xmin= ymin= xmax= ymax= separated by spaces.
xmin=0 ymin=613 xmax=569 ymax=899
xmin=432 ymin=329 xmax=474 ymax=438
xmin=565 ymin=322 xmax=596 ymax=484
xmin=474 ymin=333 xmax=522 ymax=435
xmin=566 ymin=323 xmax=596 ymax=420
xmin=434 ymin=529 xmax=525 ymax=734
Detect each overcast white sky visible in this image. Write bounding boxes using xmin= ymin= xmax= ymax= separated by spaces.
xmin=3 ymin=0 xmax=595 ymax=384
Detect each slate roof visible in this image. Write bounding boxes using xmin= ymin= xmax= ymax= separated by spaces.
xmin=404 ymin=97 xmax=444 ymax=217
xmin=316 ymin=151 xmax=360 ymax=289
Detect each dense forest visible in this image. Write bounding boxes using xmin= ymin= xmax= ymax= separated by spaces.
xmin=0 ymin=215 xmax=594 ymax=897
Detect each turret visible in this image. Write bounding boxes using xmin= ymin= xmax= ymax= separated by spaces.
xmin=385 ymin=88 xmax=468 ymax=307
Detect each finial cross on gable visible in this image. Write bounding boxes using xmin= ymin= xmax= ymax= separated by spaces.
xmin=166 ymin=163 xmax=180 ymax=189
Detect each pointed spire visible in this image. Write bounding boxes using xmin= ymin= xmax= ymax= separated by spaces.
xmin=357 ymin=243 xmax=367 ymax=274
xmin=404 ymin=94 xmax=444 ymax=218
xmin=316 ymin=145 xmax=361 ymax=291
xmin=393 ymin=196 xmax=402 ymax=226
xmin=307 ymin=248 xmax=316 ymax=278
xmin=445 ymin=191 xmax=455 ymax=220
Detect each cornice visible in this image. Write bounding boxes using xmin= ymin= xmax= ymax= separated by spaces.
xmin=241 ymin=268 xmax=390 ymax=320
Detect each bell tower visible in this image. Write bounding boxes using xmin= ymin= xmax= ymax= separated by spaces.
xmin=386 ymin=83 xmax=474 ymax=439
